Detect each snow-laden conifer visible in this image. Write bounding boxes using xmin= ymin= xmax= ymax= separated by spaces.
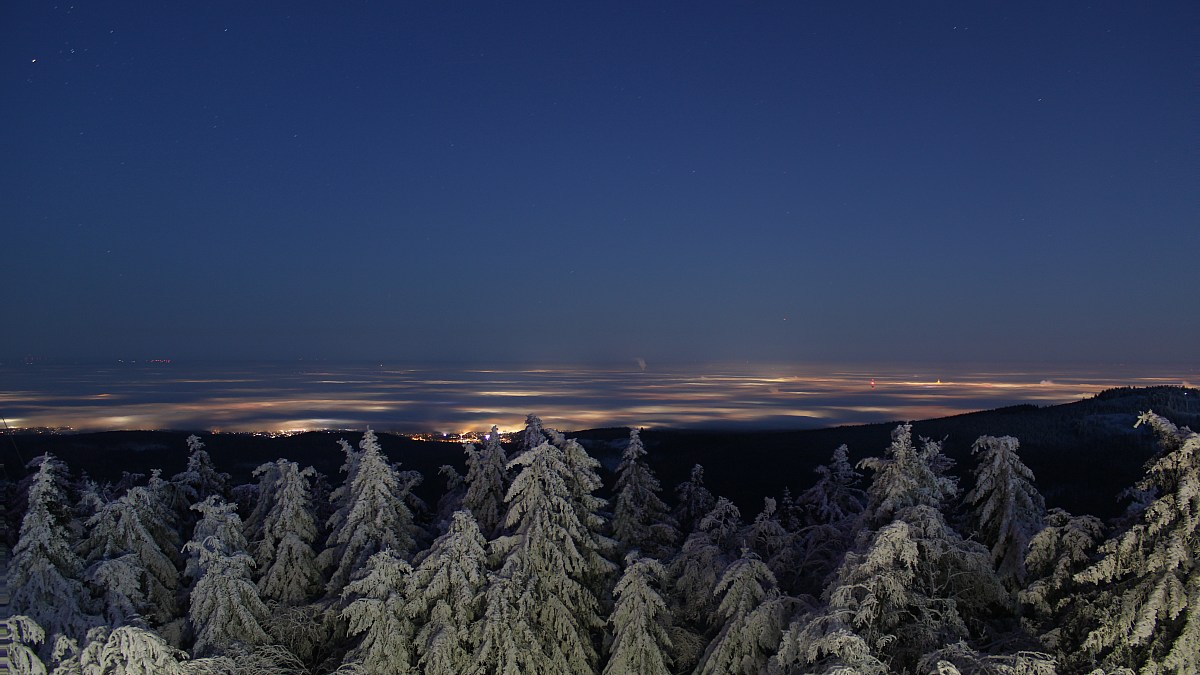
xmin=408 ymin=510 xmax=489 ymax=674
xmin=693 ymin=550 xmax=787 ymax=675
xmin=796 ymin=444 xmax=866 ymax=527
xmin=967 ymin=435 xmax=1046 ymax=584
xmin=8 ymin=457 xmax=95 ymax=641
xmin=520 ymin=413 xmax=546 ymax=452
xmin=320 ymin=429 xmax=416 ymax=594
xmin=1073 ymin=411 xmax=1200 ymax=673
xmin=340 ymin=549 xmax=416 ymax=675
xmin=604 ymin=554 xmax=674 ymax=675
xmin=818 ymin=504 xmax=1006 ymax=672
xmin=613 ymin=428 xmax=677 ymax=558
xmin=561 ymin=437 xmax=618 ymax=593
xmin=255 ymin=460 xmax=321 ymax=604
xmin=674 ymin=464 xmax=716 ymax=534
xmin=2 ymin=615 xmax=48 ymax=675
xmin=1019 ymin=508 xmax=1106 ymax=654
xmin=469 ymin=570 xmax=545 ymax=675
xmin=859 ymin=423 xmax=957 ymax=527
xmin=184 ymin=495 xmax=247 ymax=585
xmin=774 ymin=612 xmax=888 ymax=675
xmin=242 ymin=461 xmax=282 ymax=546
xmin=484 ymin=441 xmax=605 ymax=674
xmin=51 ymin=625 xmax=187 ymax=675
xmin=169 ymin=435 xmax=230 ymax=527
xmin=185 ymin=536 xmax=271 ymax=657
xmin=462 ymin=428 xmax=509 ymax=537
xmin=789 ymin=445 xmax=867 ymax=595
xmin=85 ymin=553 xmax=146 ymax=626
xmin=915 ymin=642 xmax=1058 ymax=675
xmin=669 ymin=497 xmax=743 ymax=628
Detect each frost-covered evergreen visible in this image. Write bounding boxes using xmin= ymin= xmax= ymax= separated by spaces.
xmin=1019 ymin=507 xmax=1106 ymax=654
xmin=52 ymin=625 xmax=188 ymax=675
xmin=674 ymin=464 xmax=716 ymax=535
xmin=470 ymin=569 xmax=545 ymax=675
xmin=742 ymin=497 xmax=794 ymax=587
xmin=774 ymin=612 xmax=888 ymax=675
xmin=169 ymin=435 xmax=230 ymax=527
xmin=967 ymin=435 xmax=1046 ymax=585
xmin=340 ymin=549 xmax=416 ymax=675
xmin=604 ymin=554 xmax=673 ymax=675
xmin=1073 ymin=411 xmax=1200 ymax=673
xmin=612 ymin=428 xmax=677 ymax=558
xmin=669 ymin=497 xmax=743 ymax=636
xmin=242 ymin=461 xmax=282 ymax=547
xmin=2 ymin=615 xmax=48 ymax=675
xmin=796 ymin=444 xmax=866 ymax=528
xmin=408 ymin=510 xmax=489 ymax=674
xmin=8 ymin=456 xmax=95 ymax=641
xmin=517 ymin=413 xmax=547 ymax=456
xmin=693 ymin=550 xmax=786 ymax=675
xmin=85 ymin=553 xmax=145 ymax=627
xmin=320 ymin=429 xmax=416 ymax=593
xmin=817 ymin=505 xmax=1006 ymax=672
xmin=255 ymin=460 xmax=321 ymax=604
xmin=859 ymin=423 xmax=957 ymax=527
xmin=483 ymin=441 xmax=605 ymax=674
xmin=185 ymin=535 xmax=271 ymax=657
xmin=789 ymin=445 xmax=867 ymax=595
xmin=461 ymin=428 xmax=509 ymax=538
xmin=184 ymin=495 xmax=247 ymax=585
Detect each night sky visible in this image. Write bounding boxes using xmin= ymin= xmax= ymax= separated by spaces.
xmin=2 ymin=2 xmax=1194 ymax=365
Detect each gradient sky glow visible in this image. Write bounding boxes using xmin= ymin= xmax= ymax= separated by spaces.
xmin=2 ymin=2 xmax=1195 ymax=364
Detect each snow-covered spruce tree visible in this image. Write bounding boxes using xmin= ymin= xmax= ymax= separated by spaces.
xmin=461 ymin=428 xmax=509 ymax=538
xmin=320 ymin=429 xmax=416 ymax=594
xmin=407 ymin=510 xmax=490 ymax=674
xmin=469 ymin=569 xmax=545 ymax=675
xmin=604 ymin=554 xmax=674 ymax=675
xmin=169 ymin=435 xmax=230 ymax=528
xmin=817 ymin=505 xmax=1007 ymax=672
xmin=669 ymin=497 xmax=743 ymax=629
xmin=693 ymin=550 xmax=787 ymax=675
xmin=517 ymin=413 xmax=547 ymax=457
xmin=255 ymin=460 xmax=321 ymax=604
xmin=185 ymin=535 xmax=271 ymax=657
xmin=1019 ymin=507 xmax=1106 ymax=655
xmin=915 ymin=641 xmax=1057 ymax=675
xmin=773 ymin=611 xmax=888 ymax=675
xmin=796 ymin=444 xmax=866 ymax=528
xmin=482 ymin=440 xmax=606 ymax=674
xmin=2 ymin=615 xmax=48 ymax=675
xmin=789 ymin=445 xmax=867 ymax=596
xmin=52 ymin=625 xmax=188 ymax=675
xmin=85 ymin=553 xmax=146 ymax=627
xmin=339 ymin=549 xmax=417 ymax=675
xmin=8 ymin=457 xmax=95 ymax=642
xmin=966 ymin=435 xmax=1046 ymax=585
xmin=1072 ymin=411 xmax=1200 ymax=673
xmin=561 ymin=437 xmax=618 ymax=595
xmin=742 ymin=498 xmax=794 ymax=587
xmin=674 ymin=464 xmax=716 ymax=535
xmin=613 ymin=428 xmax=678 ymax=559
xmin=80 ymin=487 xmax=181 ymax=624
xmin=242 ymin=460 xmax=282 ymax=547
xmin=859 ymin=423 xmax=957 ymax=528
xmin=322 ymin=438 xmax=363 ymax=547
xmin=184 ymin=495 xmax=247 ymax=585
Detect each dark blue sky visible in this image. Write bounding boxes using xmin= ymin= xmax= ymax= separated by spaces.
xmin=2 ymin=2 xmax=1195 ymax=365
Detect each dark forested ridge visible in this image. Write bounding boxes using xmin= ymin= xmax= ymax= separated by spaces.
xmin=2 ymin=385 xmax=1197 ymax=673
